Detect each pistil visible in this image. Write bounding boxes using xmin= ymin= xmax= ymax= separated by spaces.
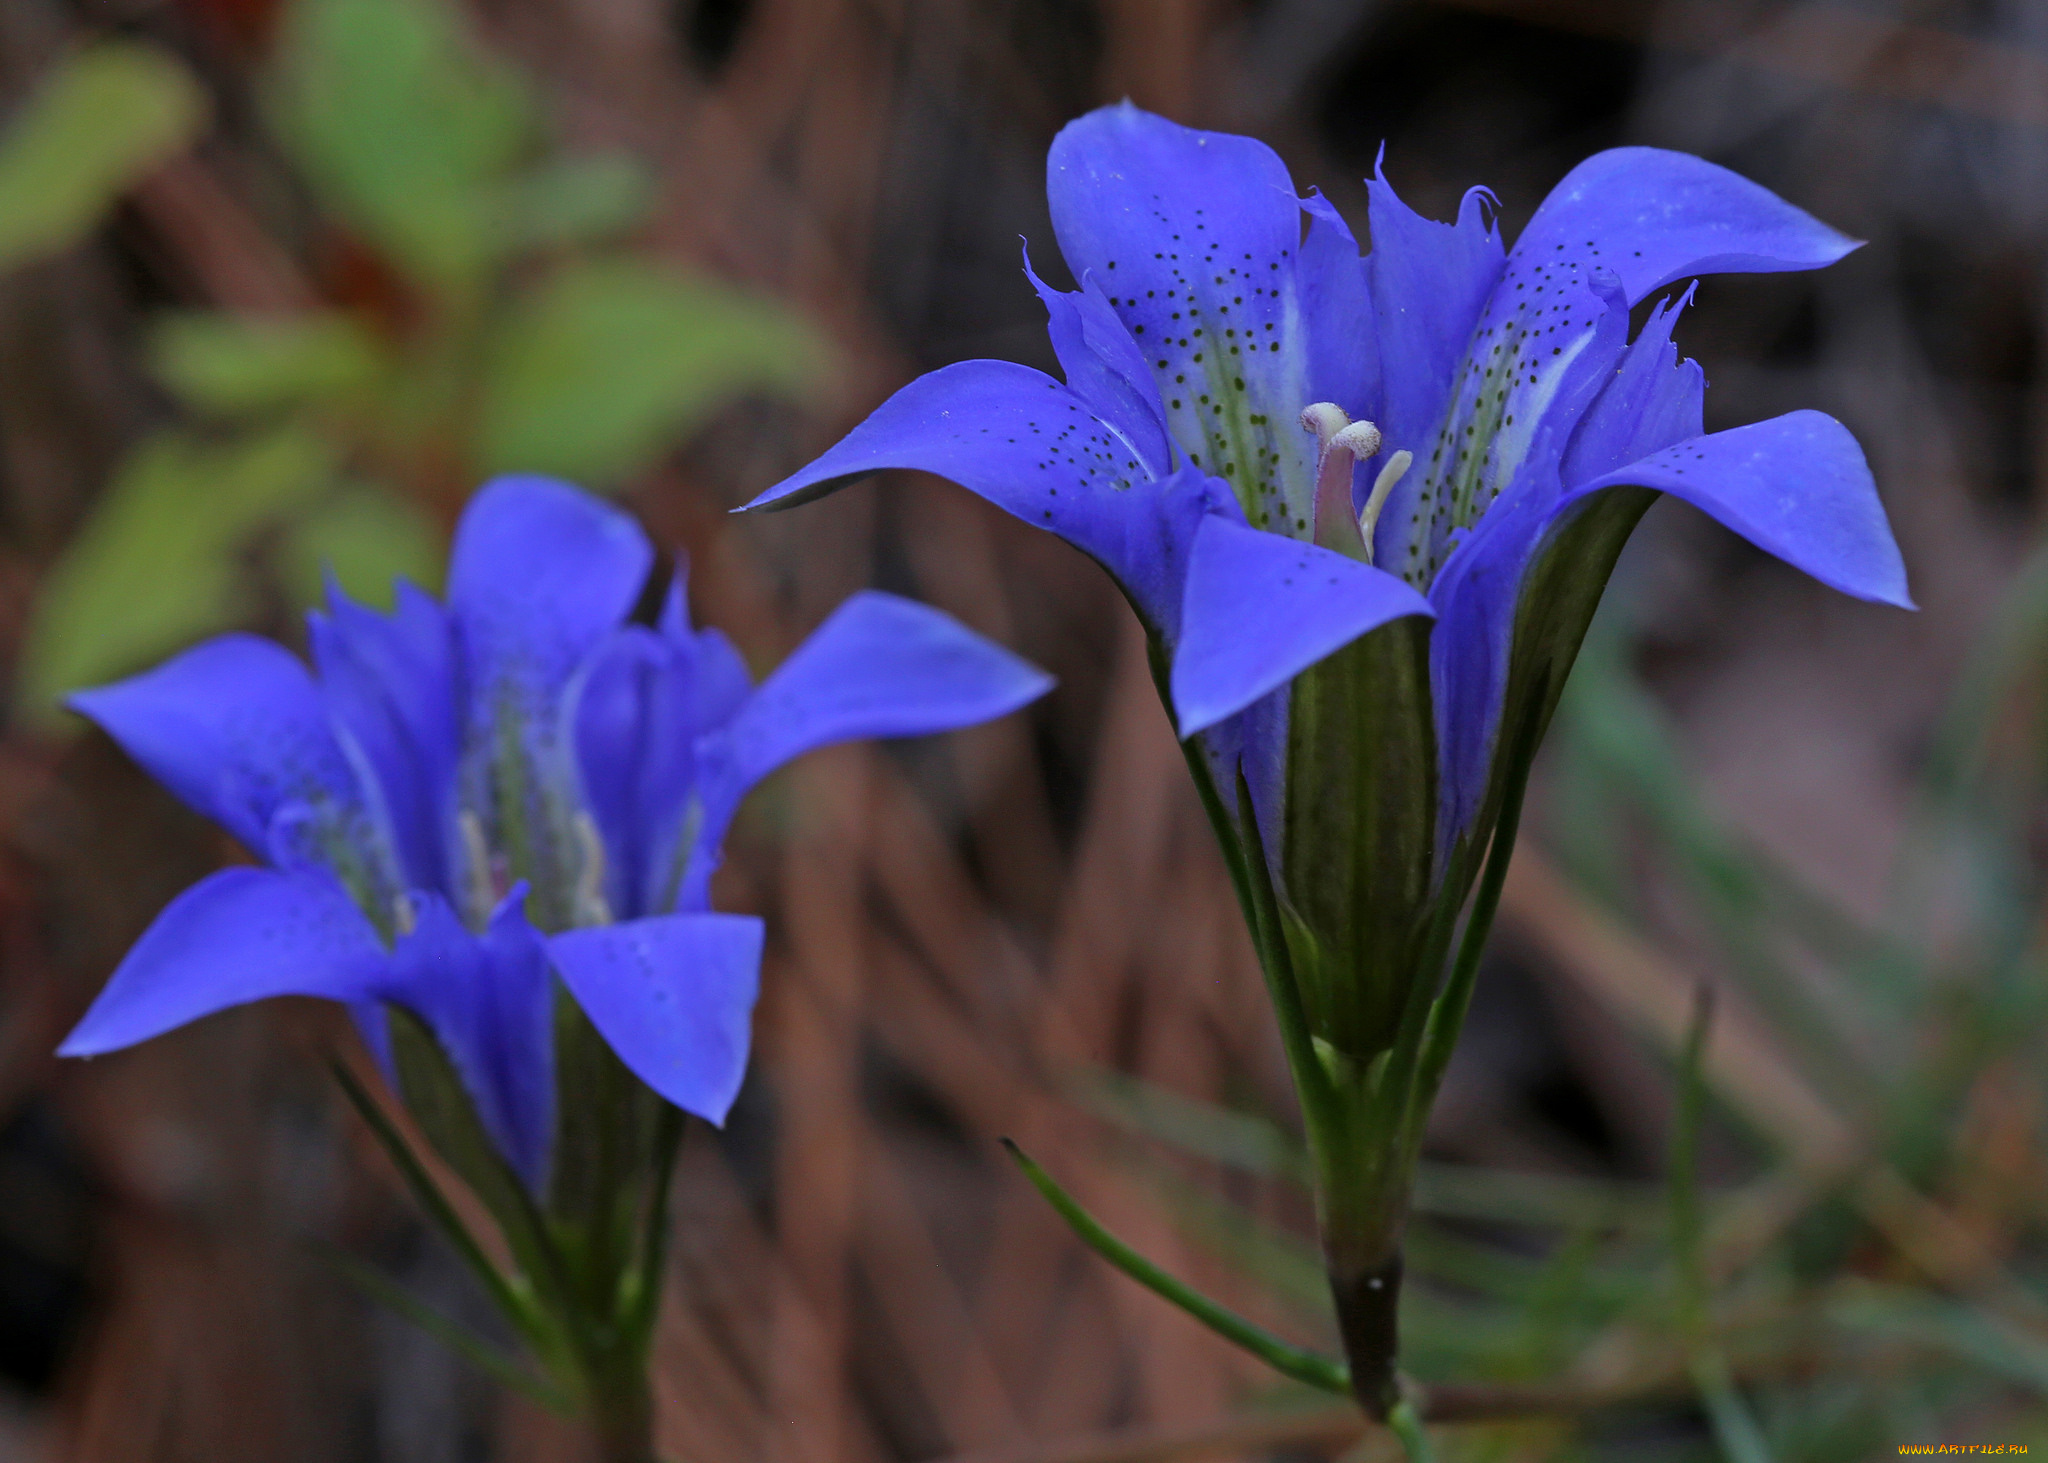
xmin=1300 ymin=403 xmax=1387 ymax=560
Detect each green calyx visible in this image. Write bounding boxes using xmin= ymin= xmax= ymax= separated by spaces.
xmin=1006 ymin=479 xmax=1667 ymax=1459
xmin=336 ymin=1015 xmax=680 ymax=1459
xmin=1161 ymin=481 xmax=1658 ymax=1417
xmin=1278 ymin=614 xmax=1438 ymax=1066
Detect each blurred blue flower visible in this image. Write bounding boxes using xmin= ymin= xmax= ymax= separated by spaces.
xmin=61 ymin=476 xmax=1051 ymax=1184
xmin=747 ymin=103 xmax=1910 ymax=1063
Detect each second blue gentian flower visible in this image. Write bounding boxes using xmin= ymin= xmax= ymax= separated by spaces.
xmin=56 ymin=475 xmax=1051 ymax=1445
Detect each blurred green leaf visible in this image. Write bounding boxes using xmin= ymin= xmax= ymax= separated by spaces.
xmin=476 ymin=259 xmax=825 ymax=485
xmin=276 ymin=480 xmax=442 ymax=609
xmin=1410 ymin=1164 xmax=1665 ymax=1234
xmin=18 ymin=427 xmax=333 ymax=720
xmin=1138 ymin=1161 xmax=1330 ymax=1319
xmin=0 ymin=41 xmax=207 ymax=274
xmin=494 ymin=155 xmax=653 ymax=254
xmin=1079 ymin=1067 xmax=1667 ymax=1235
xmin=1829 ymin=1285 xmax=2048 ymax=1399
xmin=272 ymin=0 xmax=533 ymax=288
xmin=152 ymin=311 xmax=386 ymax=416
xmin=1072 ymin=1066 xmax=1312 ymax=1183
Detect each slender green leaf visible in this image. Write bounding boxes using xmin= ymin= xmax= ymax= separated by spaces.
xmin=1002 ymin=1138 xmax=1351 ymax=1397
xmin=382 ymin=1012 xmax=584 ymax=1350
xmin=1408 ymin=695 xmax=1539 ymax=1135
xmin=1139 ymin=1161 xmax=1331 ymax=1318
xmin=317 ymin=1243 xmax=573 ymax=1411
xmin=1695 ymin=1350 xmax=1776 ymax=1463
xmin=0 ymin=41 xmax=207 ymax=273
xmin=329 ymin=1056 xmax=558 ymax=1363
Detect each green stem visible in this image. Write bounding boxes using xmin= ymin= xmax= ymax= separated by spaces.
xmin=1003 ymin=1139 xmax=1351 ymax=1396
xmin=1385 ymin=1396 xmax=1437 ymax=1463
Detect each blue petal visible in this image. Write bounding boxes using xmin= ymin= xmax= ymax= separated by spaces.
xmin=1559 ymin=288 xmax=1704 ymax=485
xmin=70 ymin=635 xmax=368 ymax=862
xmin=642 ymin=570 xmax=748 ymax=699
xmin=742 ymin=360 xmax=1229 ymax=637
xmin=1514 ymin=147 xmax=1858 ymax=306
xmin=1386 ymin=261 xmax=1631 ymax=585
xmin=1298 ymin=189 xmax=1378 ymax=422
xmin=448 ymin=477 xmax=654 ymax=918
xmin=575 ymin=628 xmax=679 ymax=921
xmin=1171 ymin=514 xmax=1435 ymax=737
xmin=681 ymin=592 xmax=1053 ymax=909
xmin=574 ymin=577 xmax=754 ymax=920
xmin=1361 ymin=172 xmax=1504 ymax=559
xmin=59 ymin=867 xmax=387 ymax=1057
xmin=1429 ymin=408 xmax=1911 ymax=852
xmin=1426 ymin=459 xmax=1562 ymax=849
xmin=447 ymin=476 xmax=654 ymax=731
xmin=1048 ymin=103 xmax=1322 ymax=534
xmin=386 ymin=890 xmax=555 ymax=1186
xmin=1427 ymin=293 xmax=1700 ymax=845
xmin=309 ymin=580 xmax=461 ymax=897
xmin=352 ymin=1001 xmax=394 ymax=1078
xmin=1571 ymin=410 xmax=1912 ymax=608
xmin=1024 ymin=247 xmax=1174 ymax=476
xmin=548 ymin=913 xmax=765 ymax=1124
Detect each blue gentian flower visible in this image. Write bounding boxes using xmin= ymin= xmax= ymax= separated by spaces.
xmin=749 ymin=103 xmax=1907 ymax=1039
xmin=746 ymin=105 xmax=1909 ymax=1422
xmin=60 ymin=476 xmax=1052 ymax=1187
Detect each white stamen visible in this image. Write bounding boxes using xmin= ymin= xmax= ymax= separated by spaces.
xmin=1357 ymin=449 xmax=1413 ymax=566
xmin=391 ymin=892 xmax=418 ymax=938
xmin=571 ymin=812 xmax=613 ymax=927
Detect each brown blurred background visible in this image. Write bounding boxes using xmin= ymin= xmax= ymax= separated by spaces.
xmin=0 ymin=0 xmax=2039 ymax=1459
